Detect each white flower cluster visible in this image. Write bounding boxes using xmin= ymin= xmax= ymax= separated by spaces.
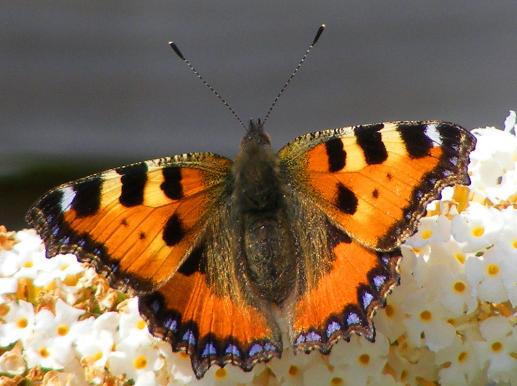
xmin=1 ymin=112 xmax=517 ymax=385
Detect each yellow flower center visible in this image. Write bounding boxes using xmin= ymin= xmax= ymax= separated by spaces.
xmin=63 ymin=274 xmax=79 ymax=286
xmin=487 ymin=264 xmax=500 ymax=276
xmin=491 ymin=342 xmax=503 ymax=352
xmin=215 ymin=367 xmax=227 ymax=379
xmin=288 ymin=365 xmax=299 ymax=376
xmin=16 ymin=317 xmax=28 ymax=329
xmin=57 ymin=324 xmax=69 ymax=336
xmin=0 ymin=304 xmax=9 ymax=317
xmin=420 ymin=310 xmax=432 ymax=322
xmin=330 ymin=377 xmax=344 ymax=385
xmin=471 ymin=226 xmax=484 ymax=238
xmin=136 ymin=319 xmax=146 ymax=330
xmin=39 ymin=347 xmax=49 ymax=358
xmin=358 ymin=354 xmax=370 ymax=365
xmin=93 ymin=351 xmax=103 ymax=362
xmin=454 ymin=252 xmax=465 ymax=264
xmin=453 ymin=281 xmax=466 ymax=293
xmin=512 ymin=240 xmax=517 ymax=249
xmin=22 ymin=261 xmax=33 ymax=268
xmin=421 ymin=229 xmax=433 ymax=240
xmin=457 ymin=351 xmax=468 ymax=363
xmin=133 ymin=355 xmax=147 ymax=370
xmin=385 ymin=304 xmax=395 ymax=317
xmin=59 ymin=263 xmax=69 ymax=271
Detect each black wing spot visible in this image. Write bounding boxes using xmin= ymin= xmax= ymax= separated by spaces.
xmin=163 ymin=214 xmax=184 ymax=246
xmin=354 ymin=124 xmax=387 ymax=165
xmin=397 ymin=123 xmax=433 ymax=158
xmin=117 ymin=162 xmax=148 ymax=207
xmin=139 ymin=231 xmax=146 ymax=240
xmin=372 ymin=189 xmax=379 ymax=199
xmin=177 ymin=244 xmax=206 ymax=275
xmin=336 ymin=183 xmax=358 ymax=214
xmin=325 ymin=138 xmax=346 ymax=172
xmin=161 ymin=166 xmax=183 ymax=200
xmin=71 ymin=178 xmax=102 ymax=217
xmin=386 ymin=172 xmax=393 ymax=181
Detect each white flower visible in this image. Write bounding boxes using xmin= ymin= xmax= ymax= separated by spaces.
xmin=386 ymin=345 xmax=438 ymax=385
xmin=435 ymin=336 xmax=481 ymax=386
xmin=465 ymin=248 xmax=507 ymax=304
xmin=0 ymin=251 xmax=21 ymax=277
xmin=406 ymin=215 xmax=451 ymax=248
xmin=329 ymin=334 xmax=389 ymax=385
xmin=451 ymin=202 xmax=503 ymax=252
xmin=166 ymin=350 xmax=196 ymax=385
xmin=474 ymin=316 xmax=517 ymax=384
xmin=24 ymin=335 xmax=67 ymax=369
xmin=30 ymin=299 xmax=88 ymax=368
xmin=0 ymin=277 xmax=17 ymax=294
xmin=428 ymin=264 xmax=477 ymax=317
xmin=74 ymin=312 xmax=117 ymax=369
xmin=373 ymin=285 xmax=410 ymax=344
xmin=12 ymin=250 xmax=47 ymax=281
xmin=267 ymin=348 xmax=313 ymax=386
xmin=402 ymin=288 xmax=456 ymax=352
xmin=0 ymin=300 xmax=35 ymax=346
xmin=108 ymin=336 xmax=163 ymax=386
xmin=302 ymin=355 xmax=348 ymax=386
xmin=118 ymin=297 xmax=151 ymax=344
xmin=469 ymin=115 xmax=517 ymax=202
xmin=33 ymin=253 xmax=84 ymax=287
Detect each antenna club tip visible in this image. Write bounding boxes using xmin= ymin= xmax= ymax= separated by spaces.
xmin=169 ymin=41 xmax=186 ymax=60
xmin=312 ymin=24 xmax=326 ymax=45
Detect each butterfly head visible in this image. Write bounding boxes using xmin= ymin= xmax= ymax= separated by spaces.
xmin=241 ymin=118 xmax=271 ymax=148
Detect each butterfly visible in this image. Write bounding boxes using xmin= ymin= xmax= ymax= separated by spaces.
xmin=26 ymin=117 xmax=475 ymax=378
xmin=25 ymin=23 xmax=476 ymax=380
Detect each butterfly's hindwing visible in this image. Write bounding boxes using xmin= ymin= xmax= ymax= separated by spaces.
xmin=292 ymin=229 xmax=401 ymax=352
xmin=139 ymin=203 xmax=282 ymax=379
xmin=281 ymin=189 xmax=400 ymax=353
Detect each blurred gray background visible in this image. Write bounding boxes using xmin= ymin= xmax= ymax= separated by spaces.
xmin=2 ymin=1 xmax=517 ymax=229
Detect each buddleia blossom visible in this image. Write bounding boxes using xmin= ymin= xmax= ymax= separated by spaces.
xmin=2 ymin=112 xmax=517 ymax=385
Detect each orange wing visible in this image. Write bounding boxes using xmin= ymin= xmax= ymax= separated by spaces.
xmin=139 ymin=243 xmax=282 ymax=379
xmin=278 ymin=121 xmax=475 ymax=351
xmin=26 ymin=152 xmax=231 ymax=293
xmin=290 ymin=222 xmax=400 ymax=352
xmin=27 ymin=159 xmax=282 ymax=378
xmin=279 ymin=121 xmax=476 ymax=250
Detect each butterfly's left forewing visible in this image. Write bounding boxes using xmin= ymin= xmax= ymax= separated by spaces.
xmin=279 ymin=121 xmax=475 ymax=351
xmin=26 ymin=152 xmax=231 ymax=293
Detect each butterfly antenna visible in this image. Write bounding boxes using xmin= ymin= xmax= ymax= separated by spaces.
xmin=169 ymin=41 xmax=246 ymax=130
xmin=262 ymin=24 xmax=326 ymax=126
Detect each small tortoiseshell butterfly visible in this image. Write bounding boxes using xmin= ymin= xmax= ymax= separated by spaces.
xmin=26 ymin=26 xmax=476 ymax=378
